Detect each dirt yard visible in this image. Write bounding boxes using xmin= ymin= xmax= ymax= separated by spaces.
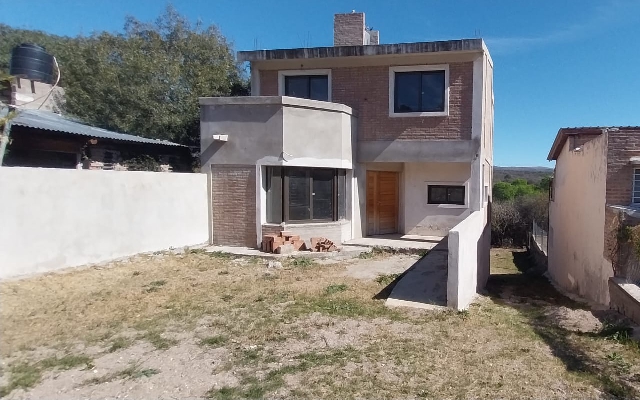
xmin=1 ymin=248 xmax=639 ymax=399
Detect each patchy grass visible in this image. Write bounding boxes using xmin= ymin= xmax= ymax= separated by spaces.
xmin=0 ymin=362 xmax=41 ymax=397
xmin=83 ymin=362 xmax=160 ymax=386
xmin=375 ymin=273 xmax=401 ymax=286
xmin=324 ymin=284 xmax=348 ymax=295
xmin=39 ymin=354 xmax=93 ymax=370
xmin=139 ymin=331 xmax=178 ymax=350
xmin=2 ymin=248 xmax=640 ymax=399
xmin=107 ymin=336 xmax=133 ymax=353
xmin=200 ymin=335 xmax=228 ymax=348
xmin=0 ymin=354 xmax=93 ymax=396
xmin=287 ymin=257 xmax=315 ymax=268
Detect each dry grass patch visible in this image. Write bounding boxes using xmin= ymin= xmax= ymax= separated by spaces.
xmin=1 ymin=248 xmax=639 ymax=399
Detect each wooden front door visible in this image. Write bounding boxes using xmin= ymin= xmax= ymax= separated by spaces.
xmin=366 ymin=171 xmax=399 ymax=235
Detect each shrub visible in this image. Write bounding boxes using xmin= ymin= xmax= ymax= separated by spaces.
xmin=124 ymin=155 xmax=161 ymax=171
xmin=491 ymin=192 xmax=548 ymax=246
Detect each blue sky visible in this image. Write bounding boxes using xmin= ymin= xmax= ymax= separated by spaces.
xmin=3 ymin=0 xmax=640 ymax=166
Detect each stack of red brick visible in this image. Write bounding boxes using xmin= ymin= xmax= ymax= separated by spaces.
xmin=310 ymin=237 xmax=337 ymax=252
xmin=262 ymin=231 xmax=306 ymax=254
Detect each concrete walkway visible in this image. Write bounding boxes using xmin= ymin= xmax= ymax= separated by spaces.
xmin=385 ymin=238 xmax=449 ymax=310
xmin=344 ymin=234 xmax=443 ymax=251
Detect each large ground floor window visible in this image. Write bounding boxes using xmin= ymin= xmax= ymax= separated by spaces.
xmin=266 ymin=167 xmax=347 ymax=223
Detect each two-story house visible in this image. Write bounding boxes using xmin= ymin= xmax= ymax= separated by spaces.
xmin=200 ymin=12 xmax=493 ymax=308
xmin=200 ymin=10 xmax=493 ymax=244
xmin=547 ymin=127 xmax=640 ymax=322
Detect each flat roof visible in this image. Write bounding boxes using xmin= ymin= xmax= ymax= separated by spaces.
xmin=10 ymin=109 xmax=185 ymax=147
xmin=547 ymin=126 xmax=640 ymax=161
xmin=238 ymin=39 xmax=486 ymax=62
xmin=199 ymin=95 xmax=354 ymax=115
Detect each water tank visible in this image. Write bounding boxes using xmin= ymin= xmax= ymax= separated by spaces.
xmin=9 ymin=43 xmax=55 ymax=84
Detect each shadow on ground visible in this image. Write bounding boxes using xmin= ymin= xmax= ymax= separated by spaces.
xmin=486 ymin=249 xmax=639 ymax=399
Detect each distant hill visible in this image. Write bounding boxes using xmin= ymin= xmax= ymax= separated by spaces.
xmin=493 ymin=166 xmax=553 ymax=183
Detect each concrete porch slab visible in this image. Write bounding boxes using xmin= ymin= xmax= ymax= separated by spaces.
xmin=344 ymin=234 xmax=443 ymax=251
xmin=385 ymin=238 xmax=449 ymax=310
xmin=203 ymin=244 xmax=371 ymax=260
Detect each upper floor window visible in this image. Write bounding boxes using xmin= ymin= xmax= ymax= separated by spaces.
xmin=633 ymin=169 xmax=640 ymax=204
xmin=279 ymin=70 xmax=331 ymax=102
xmin=389 ymin=65 xmax=449 ymax=117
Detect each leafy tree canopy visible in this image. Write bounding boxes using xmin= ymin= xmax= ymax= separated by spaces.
xmin=492 ymin=176 xmax=551 ymax=201
xmin=1 ymin=5 xmax=248 ymax=147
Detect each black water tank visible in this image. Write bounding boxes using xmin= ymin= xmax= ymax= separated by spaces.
xmin=9 ymin=43 xmax=55 ymax=84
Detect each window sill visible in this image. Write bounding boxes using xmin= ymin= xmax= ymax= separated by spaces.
xmin=389 ymin=110 xmax=449 ymax=118
xmin=428 ymin=203 xmax=468 ymax=209
xmin=263 ymin=219 xmax=349 ymax=228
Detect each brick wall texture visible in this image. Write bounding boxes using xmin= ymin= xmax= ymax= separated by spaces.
xmin=211 ymin=165 xmax=256 ymax=247
xmin=606 ymin=129 xmax=640 ymax=205
xmin=259 ymin=62 xmax=473 ymax=141
xmin=334 ymin=13 xmax=365 ymax=46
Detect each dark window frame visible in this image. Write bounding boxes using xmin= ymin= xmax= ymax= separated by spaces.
xmin=633 ymin=168 xmax=640 ymax=204
xmin=427 ymin=185 xmax=466 ymax=206
xmin=267 ymin=167 xmax=346 ymax=223
xmin=283 ymin=74 xmax=329 ymax=102
xmin=393 ymin=69 xmax=446 ymax=114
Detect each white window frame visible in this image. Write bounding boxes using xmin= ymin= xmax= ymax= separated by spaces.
xmin=425 ymin=181 xmax=469 ymax=209
xmin=389 ymin=64 xmax=450 ymax=118
xmin=278 ymin=69 xmax=332 ymax=102
xmin=633 ymin=168 xmax=640 ymax=204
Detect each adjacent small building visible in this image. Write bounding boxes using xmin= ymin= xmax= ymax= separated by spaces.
xmin=4 ymin=109 xmax=190 ymax=171
xmin=547 ymin=127 xmax=640 ymax=322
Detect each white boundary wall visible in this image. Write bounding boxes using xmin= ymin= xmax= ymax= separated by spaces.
xmin=0 ymin=167 xmax=209 ymax=279
xmin=447 ymin=206 xmax=490 ymax=310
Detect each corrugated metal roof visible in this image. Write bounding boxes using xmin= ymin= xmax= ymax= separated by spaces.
xmin=10 ymin=109 xmax=185 ymax=147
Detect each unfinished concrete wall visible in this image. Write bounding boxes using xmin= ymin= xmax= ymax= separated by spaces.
xmin=11 ymin=77 xmax=64 ymax=111
xmin=548 ymin=133 xmax=610 ymax=305
xmin=447 ymin=207 xmax=490 ymax=310
xmin=200 ymin=96 xmax=357 ymax=248
xmin=609 ymin=277 xmax=640 ymax=324
xmin=403 ymin=162 xmax=472 ymax=236
xmin=200 ymin=97 xmax=355 ymax=170
xmin=0 ymin=167 xmax=209 ymax=279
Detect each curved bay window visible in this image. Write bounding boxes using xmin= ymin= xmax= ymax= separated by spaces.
xmin=266 ymin=167 xmax=347 ymax=223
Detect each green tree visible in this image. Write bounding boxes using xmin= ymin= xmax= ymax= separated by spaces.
xmin=538 ymin=175 xmax=552 ymax=192
xmin=493 ymin=181 xmax=517 ymax=201
xmin=61 ymin=6 xmax=246 ymax=146
xmin=1 ymin=6 xmax=248 ymax=147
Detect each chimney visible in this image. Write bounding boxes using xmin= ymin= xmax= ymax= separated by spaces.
xmin=369 ymin=30 xmax=379 ymax=45
xmin=334 ymin=12 xmax=368 ymax=46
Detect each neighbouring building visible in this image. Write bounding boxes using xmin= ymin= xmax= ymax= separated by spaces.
xmin=201 ymin=12 xmax=494 ymax=251
xmin=2 ymin=44 xmax=191 ymax=171
xmin=547 ymin=127 xmax=640 ymax=323
xmin=3 ymin=109 xmax=190 ymax=171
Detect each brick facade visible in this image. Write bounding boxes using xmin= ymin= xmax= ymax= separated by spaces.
xmin=606 ymin=129 xmax=640 ymax=205
xmin=259 ymin=62 xmax=473 ymax=141
xmin=211 ymin=165 xmax=256 ymax=247
xmin=334 ymin=13 xmax=365 ymax=46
